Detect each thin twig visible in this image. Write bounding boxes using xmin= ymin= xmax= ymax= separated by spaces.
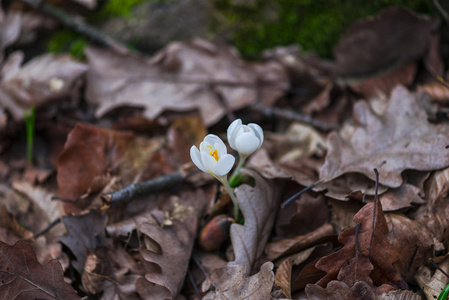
xmin=252 ymin=103 xmax=338 ymax=132
xmin=368 ymin=168 xmax=379 ymax=260
xmin=34 ymin=218 xmax=61 ymax=238
xmin=51 ymin=196 xmax=90 ymax=204
xmin=191 ymin=252 xmax=209 ymax=279
xmin=17 ymin=0 xmax=130 ymax=54
xmin=280 ymin=180 xmax=323 ymax=208
xmin=433 ymin=0 xmax=449 ymax=24
xmin=187 ymin=269 xmax=202 ymax=300
xmin=431 ymin=259 xmax=449 ymax=279
xmin=102 ymin=172 xmax=183 ymax=205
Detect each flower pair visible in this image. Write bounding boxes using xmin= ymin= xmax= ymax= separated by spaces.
xmin=190 ymin=119 xmax=263 ymax=179
xmin=190 ymin=119 xmax=264 ymax=215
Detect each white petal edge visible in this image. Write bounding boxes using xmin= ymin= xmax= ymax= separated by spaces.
xmin=235 ymin=133 xmax=260 ymax=155
xmin=201 ymin=150 xmax=217 ymax=174
xmin=214 ymin=154 xmax=235 ymax=177
xmin=227 ymin=119 xmax=242 ymax=150
xmin=204 ymin=134 xmax=223 ymax=148
xmin=248 ymin=123 xmax=264 ymax=146
xmin=190 ymin=146 xmax=207 ymax=173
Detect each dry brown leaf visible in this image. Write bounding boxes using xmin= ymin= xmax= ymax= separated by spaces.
xmin=12 ymin=180 xmax=64 ymax=235
xmin=320 ymin=86 xmax=449 ymax=188
xmin=85 ymin=40 xmax=287 ymax=126
xmin=375 ymin=289 xmax=422 ymax=300
xmin=60 ymin=211 xmax=109 ymax=274
xmin=0 ymin=239 xmax=80 ymax=299
xmin=275 ymin=257 xmax=292 ymax=299
xmin=384 ymin=213 xmax=434 ymax=281
xmin=266 ymin=223 xmax=334 ymax=261
xmin=57 ymin=123 xmax=164 ymax=214
xmin=378 ymin=183 xmax=425 ymax=211
xmin=306 ymin=280 xmax=376 ymax=300
xmin=0 ymin=9 xmax=21 ymax=62
xmin=348 ymin=62 xmax=417 ymax=99
xmin=203 ymin=261 xmax=274 ymax=300
xmin=276 ymin=194 xmax=328 ymax=237
xmin=417 ymin=168 xmax=449 ymax=251
xmin=229 ymin=169 xmax=280 ymax=275
xmin=415 ymin=255 xmax=449 ymax=300
xmin=0 ymin=52 xmax=87 ymax=120
xmin=136 ymin=188 xmax=208 ymax=299
xmin=314 ymin=192 xmax=406 ymax=291
xmin=333 ymin=7 xmax=439 ymax=77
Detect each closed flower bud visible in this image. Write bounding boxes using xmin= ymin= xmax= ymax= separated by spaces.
xmin=227 ymin=119 xmax=264 ymax=157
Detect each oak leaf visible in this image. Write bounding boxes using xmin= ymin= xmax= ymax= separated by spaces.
xmin=313 ymin=188 xmax=406 ymax=293
xmin=320 ymin=86 xmax=449 ymax=188
xmin=202 ymin=262 xmax=274 ymax=300
xmin=0 ymin=239 xmax=80 ymax=299
xmin=333 ymin=7 xmax=439 ymax=77
xmin=0 ymin=52 xmax=88 ymax=120
xmin=136 ymin=189 xmax=208 ymax=299
xmin=229 ymin=169 xmax=280 ymax=275
xmin=85 ymin=40 xmax=287 ymax=126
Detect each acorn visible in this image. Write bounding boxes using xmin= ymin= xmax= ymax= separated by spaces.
xmin=199 ymin=215 xmax=234 ymax=251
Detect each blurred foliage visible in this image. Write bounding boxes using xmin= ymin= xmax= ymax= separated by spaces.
xmin=47 ymin=30 xmax=87 ymax=60
xmin=213 ymin=0 xmax=437 ymax=59
xmin=95 ymin=0 xmax=150 ymax=19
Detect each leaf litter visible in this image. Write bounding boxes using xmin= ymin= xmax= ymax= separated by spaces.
xmin=1 ymin=4 xmax=449 ymax=300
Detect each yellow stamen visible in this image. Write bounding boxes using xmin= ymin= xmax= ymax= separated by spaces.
xmin=210 ymin=149 xmax=219 ymax=161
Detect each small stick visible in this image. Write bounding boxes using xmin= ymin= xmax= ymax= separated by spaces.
xmin=34 ymin=218 xmax=61 ymax=239
xmin=103 ymin=172 xmax=183 ymax=205
xmin=368 ymin=168 xmax=379 ymax=260
xmin=51 ymin=196 xmax=90 ymax=204
xmin=17 ymin=0 xmax=130 ymax=54
xmin=187 ymin=269 xmax=202 ymax=300
xmin=280 ymin=180 xmax=323 ymax=208
xmin=251 ymin=103 xmax=338 ymax=132
xmin=191 ymin=253 xmax=209 ymax=279
xmin=431 ymin=259 xmax=449 ymax=279
xmin=433 ymin=0 xmax=449 ymax=24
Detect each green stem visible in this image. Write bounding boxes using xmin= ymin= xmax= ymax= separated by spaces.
xmin=229 ymin=155 xmax=247 ymax=187
xmin=218 ymin=176 xmax=240 ymax=220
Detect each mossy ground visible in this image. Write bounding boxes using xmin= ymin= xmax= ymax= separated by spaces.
xmin=47 ymin=0 xmax=437 ymax=60
xmin=214 ymin=0 xmax=437 ymax=59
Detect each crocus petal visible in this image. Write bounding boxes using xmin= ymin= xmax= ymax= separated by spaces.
xmin=248 ymin=123 xmax=264 ymax=146
xmin=201 ymin=150 xmax=217 ymax=174
xmin=200 ymin=141 xmax=213 ymax=152
xmin=204 ymin=134 xmax=224 ymax=148
xmin=235 ymin=132 xmax=260 ymax=155
xmin=214 ymin=154 xmax=235 ymax=177
xmin=214 ymin=141 xmax=227 ymax=158
xmin=227 ymin=119 xmax=242 ymax=150
xmin=190 ymin=146 xmax=207 ymax=173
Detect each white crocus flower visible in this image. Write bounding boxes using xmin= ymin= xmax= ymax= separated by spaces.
xmin=190 ymin=134 xmax=235 ymax=178
xmin=191 ymin=134 xmax=238 ymax=215
xmin=227 ymin=119 xmax=264 ymax=159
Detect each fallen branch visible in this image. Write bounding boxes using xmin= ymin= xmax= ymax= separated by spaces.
xmin=17 ymin=0 xmax=130 ymax=54
xmin=102 ymin=172 xmax=183 ymax=205
xmin=251 ymin=103 xmax=338 ymax=132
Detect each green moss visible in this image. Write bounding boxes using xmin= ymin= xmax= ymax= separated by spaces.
xmin=213 ymin=0 xmax=437 ymax=59
xmin=96 ymin=0 xmax=148 ymax=19
xmin=47 ymin=30 xmax=87 ymax=60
